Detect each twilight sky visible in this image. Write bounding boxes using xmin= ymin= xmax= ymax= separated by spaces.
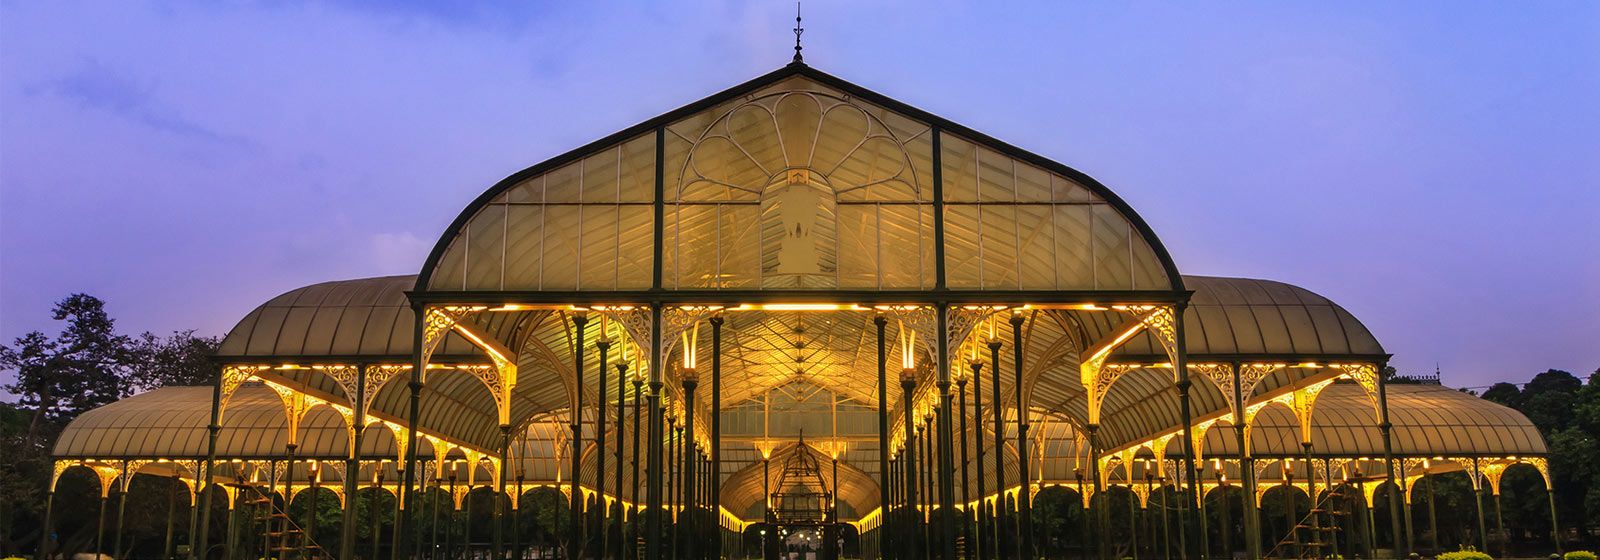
xmin=2 ymin=2 xmax=1596 ymax=389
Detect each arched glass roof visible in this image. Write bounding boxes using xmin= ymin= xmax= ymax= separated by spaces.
xmin=418 ymin=64 xmax=1179 ymax=295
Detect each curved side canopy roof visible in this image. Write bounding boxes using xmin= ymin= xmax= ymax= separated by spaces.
xmin=215 ymin=274 xmax=1390 ymax=454
xmin=417 ymin=64 xmax=1181 ymax=296
xmin=53 ymin=381 xmax=1546 ymax=517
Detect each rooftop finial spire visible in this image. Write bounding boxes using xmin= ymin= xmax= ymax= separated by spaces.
xmin=792 ymin=2 xmax=805 ymax=64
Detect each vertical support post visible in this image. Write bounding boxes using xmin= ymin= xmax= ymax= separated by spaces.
xmin=875 ymin=315 xmax=892 ymax=560
xmin=712 ymin=316 xmax=725 ymax=560
xmin=1492 ymin=489 xmax=1507 ymax=558
xmin=1231 ymin=362 xmax=1259 ymax=560
xmin=959 ymin=374 xmax=972 ymax=560
xmin=199 ymin=364 xmax=226 ymax=560
xmin=164 ymin=475 xmax=178 ymax=560
xmin=1218 ymin=477 xmax=1232 ymax=560
xmin=1010 ymin=312 xmax=1034 ymax=560
xmin=632 ymin=375 xmax=643 ymax=556
xmin=1172 ymin=305 xmax=1201 ymax=560
xmin=1374 ymin=360 xmax=1405 ymax=556
xmin=936 ymin=306 xmax=958 ymax=560
xmin=1547 ymin=479 xmax=1562 ymax=554
xmin=1424 ymin=466 xmax=1439 ymax=554
xmin=497 ymin=425 xmax=511 ymax=559
xmin=1086 ymin=427 xmax=1105 ymax=560
xmin=114 ymin=462 xmax=130 ymax=560
xmin=987 ymin=336 xmax=1006 ymax=559
xmin=1472 ymin=461 xmax=1488 ymax=552
xmin=597 ymin=337 xmax=611 ymax=560
xmin=683 ymin=367 xmax=699 ymax=560
xmin=901 ymin=368 xmax=920 ymax=560
xmin=571 ymin=312 xmax=589 ymax=560
xmin=646 ymin=305 xmax=665 ymax=560
xmin=973 ymin=338 xmax=988 ymax=560
xmin=343 ymin=364 xmax=369 ymax=560
xmin=402 ymin=306 xmax=426 ymax=560
xmin=617 ymin=359 xmax=631 ymax=560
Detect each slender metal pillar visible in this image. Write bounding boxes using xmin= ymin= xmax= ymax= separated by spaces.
xmin=632 ymin=375 xmax=643 ymax=557
xmin=1010 ymin=313 xmax=1034 ymax=560
xmin=986 ymin=337 xmax=1006 ymax=558
xmin=570 ymin=313 xmax=589 ymax=560
xmin=1230 ymin=362 xmax=1260 ymax=560
xmin=496 ymin=425 xmax=511 ymax=559
xmin=402 ymin=306 xmax=426 ymax=560
xmin=711 ymin=316 xmax=725 ymax=560
xmin=683 ymin=367 xmax=699 ymax=560
xmin=875 ymin=316 xmax=893 ymax=560
xmin=616 ymin=360 xmax=630 ymax=560
xmin=1547 ymin=481 xmax=1562 ymax=553
xmin=935 ymin=307 xmax=958 ymax=560
xmin=95 ymin=490 xmax=107 ymax=558
xmin=669 ymin=421 xmax=680 ymax=559
xmin=958 ymin=373 xmax=973 ymax=560
xmin=645 ymin=305 xmax=665 ymax=560
xmin=900 ymin=369 xmax=920 ymax=560
xmin=198 ymin=364 xmax=226 ymax=560
xmin=1171 ymin=306 xmax=1202 ymax=560
xmin=372 ymin=469 xmax=385 ymax=560
xmin=1086 ymin=426 xmax=1105 ymax=560
xmin=343 ymin=364 xmax=369 ymax=560
xmin=1424 ymin=466 xmax=1439 ymax=554
xmin=973 ymin=340 xmax=988 ymax=560
xmin=164 ymin=475 xmax=178 ymax=560
xmin=1374 ymin=360 xmax=1404 ymax=556
xmin=1218 ymin=479 xmax=1232 ymax=560
xmin=1472 ymin=461 xmax=1489 ymax=551
xmin=1493 ymin=489 xmax=1507 ymax=558
xmin=596 ymin=337 xmax=611 ymax=560
xmin=114 ymin=462 xmax=129 ymax=560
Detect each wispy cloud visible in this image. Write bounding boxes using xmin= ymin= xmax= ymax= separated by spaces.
xmin=26 ymin=57 xmax=249 ymax=146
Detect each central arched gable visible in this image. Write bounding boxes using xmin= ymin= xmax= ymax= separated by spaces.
xmin=417 ymin=63 xmax=1181 ymax=295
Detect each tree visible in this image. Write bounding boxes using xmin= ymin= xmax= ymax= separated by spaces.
xmin=126 ymin=330 xmax=220 ymax=391
xmin=1 ymin=294 xmax=132 ymax=443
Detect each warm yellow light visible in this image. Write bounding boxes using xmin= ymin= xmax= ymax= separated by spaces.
xmin=681 ymin=323 xmax=700 ymax=370
xmin=732 ymin=303 xmax=866 ymax=312
xmin=898 ymin=322 xmax=916 ymax=370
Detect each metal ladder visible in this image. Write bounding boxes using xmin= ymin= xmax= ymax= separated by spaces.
xmin=1266 ymin=484 xmax=1349 ymax=559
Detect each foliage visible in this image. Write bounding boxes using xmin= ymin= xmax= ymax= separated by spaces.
xmin=1565 ymin=551 xmax=1597 ymax=560
xmin=0 ymin=293 xmax=219 ymax=556
xmin=1438 ymin=545 xmax=1494 ymax=560
xmin=125 ymin=330 xmax=220 ymax=391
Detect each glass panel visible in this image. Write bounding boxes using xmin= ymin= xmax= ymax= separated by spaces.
xmin=618 ymin=134 xmax=655 ymax=203
xmin=1014 ymin=204 xmax=1056 ymax=289
xmin=813 ymin=103 xmax=870 ymax=176
xmin=1053 ymin=205 xmax=1094 ymax=289
xmin=429 ymin=238 xmax=466 ymax=291
xmin=979 ymin=204 xmax=1019 ymax=289
xmin=944 ymin=205 xmax=980 ymax=288
xmin=615 ymin=206 xmax=654 ymax=289
xmin=503 ymin=205 xmax=546 ymax=290
xmin=776 ymin=93 xmax=823 ymax=167
xmin=580 ymin=147 xmax=619 ymax=203
xmin=940 ymin=134 xmax=978 ymax=202
xmin=878 ymin=204 xmax=927 ymax=289
xmin=544 ymin=162 xmax=581 ymax=203
xmin=1016 ymin=161 xmax=1052 ymax=202
xmin=719 ymin=205 xmax=761 ymax=289
xmin=977 ymin=147 xmax=1015 ymax=202
xmin=578 ymin=205 xmax=619 ymax=290
xmin=1092 ymin=205 xmax=1132 ymax=289
xmin=464 ymin=204 xmax=506 ymax=290
xmin=835 ymin=205 xmax=878 ymax=288
xmin=1131 ymin=238 xmax=1170 ymax=290
xmin=540 ymin=206 xmax=581 ymax=290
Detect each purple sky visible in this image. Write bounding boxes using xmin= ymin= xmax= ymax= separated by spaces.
xmin=2 ymin=2 xmax=1596 ymax=389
